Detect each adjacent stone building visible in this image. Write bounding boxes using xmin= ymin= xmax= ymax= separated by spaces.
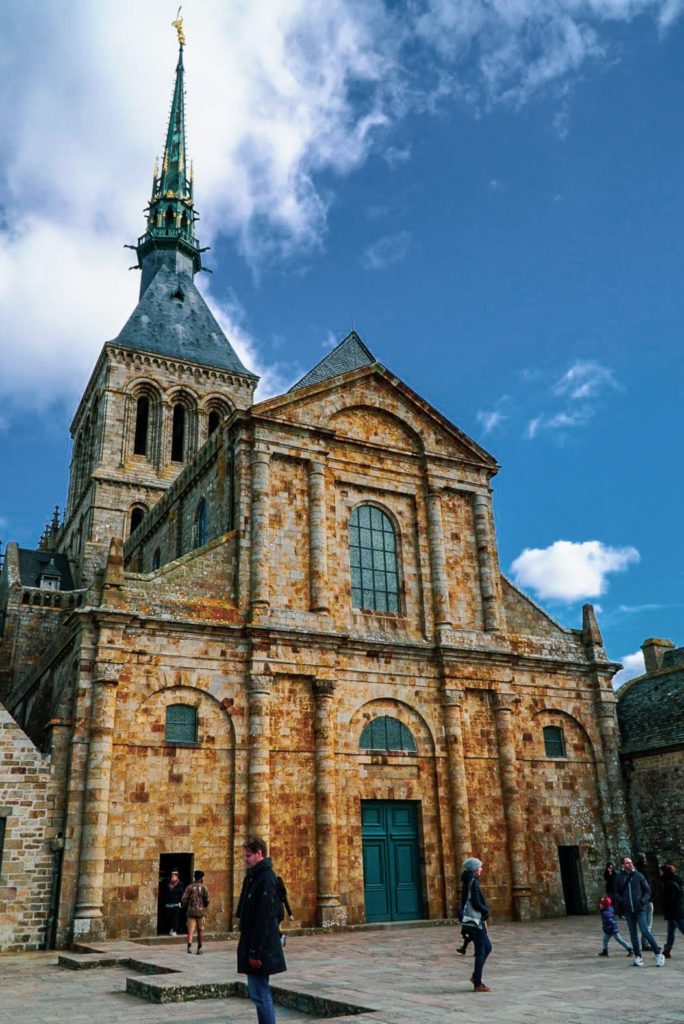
xmin=617 ymin=638 xmax=684 ymax=876
xmin=0 ymin=29 xmax=630 ymax=950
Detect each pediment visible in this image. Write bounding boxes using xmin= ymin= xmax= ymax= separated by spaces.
xmin=255 ymin=364 xmax=497 ymax=469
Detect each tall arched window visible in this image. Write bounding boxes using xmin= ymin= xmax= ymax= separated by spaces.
xmin=152 ymin=547 xmax=161 ymax=571
xmin=134 ymin=396 xmax=150 ymax=456
xmin=349 ymin=505 xmax=399 ymax=612
xmin=360 ymin=716 xmax=417 ymax=753
xmin=195 ymin=498 xmax=208 ymax=548
xmin=207 ymin=409 xmax=221 ymax=436
xmin=130 ymin=506 xmax=146 ymax=536
xmin=165 ymin=704 xmax=197 ymax=744
xmin=171 ymin=403 xmax=186 ymax=462
xmin=543 ymin=725 xmax=567 ymax=758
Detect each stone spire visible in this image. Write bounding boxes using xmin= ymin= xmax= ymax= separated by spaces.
xmin=135 ymin=17 xmax=204 ymax=296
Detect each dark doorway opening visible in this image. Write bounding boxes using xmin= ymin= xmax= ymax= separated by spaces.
xmin=157 ymin=852 xmax=193 ymax=935
xmin=362 ymin=800 xmax=424 ymax=923
xmin=558 ymin=845 xmax=586 ymax=915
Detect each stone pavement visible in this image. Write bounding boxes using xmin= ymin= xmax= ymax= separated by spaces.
xmin=1 ymin=916 xmax=682 ymax=1024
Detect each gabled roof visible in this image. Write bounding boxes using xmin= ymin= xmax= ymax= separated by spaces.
xmin=111 ymin=266 xmax=257 ymax=377
xmin=18 ymin=549 xmax=74 ymax=591
xmin=289 ymin=331 xmax=376 ymax=391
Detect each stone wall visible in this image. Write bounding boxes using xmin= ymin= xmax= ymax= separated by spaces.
xmin=622 ymin=749 xmax=684 ymax=868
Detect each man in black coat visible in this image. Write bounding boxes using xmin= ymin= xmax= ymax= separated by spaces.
xmin=661 ymin=863 xmax=684 ymax=958
xmin=614 ymin=855 xmax=665 ymax=967
xmin=236 ymin=837 xmax=286 ymax=1024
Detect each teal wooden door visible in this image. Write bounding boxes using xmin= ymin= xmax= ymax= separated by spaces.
xmin=361 ymin=801 xmax=423 ymax=922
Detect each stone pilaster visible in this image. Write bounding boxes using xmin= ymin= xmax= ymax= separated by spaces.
xmin=472 ymin=496 xmax=500 ymax=632
xmin=308 ymin=461 xmax=329 ymax=612
xmin=250 ymin=450 xmax=271 ymax=618
xmin=441 ymin=687 xmax=472 ymax=895
xmin=312 ymin=679 xmax=346 ymax=927
xmin=595 ymin=693 xmax=630 ymax=853
xmin=493 ymin=690 xmax=532 ymax=920
xmin=73 ymin=663 xmax=119 ymax=937
xmin=426 ymin=489 xmax=451 ymax=630
xmin=247 ymin=674 xmax=271 ymax=842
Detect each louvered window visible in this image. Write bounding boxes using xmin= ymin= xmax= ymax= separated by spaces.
xmin=349 ymin=505 xmax=399 ymax=612
xmin=165 ymin=704 xmax=197 ymax=744
xmin=359 ymin=716 xmax=417 ymax=753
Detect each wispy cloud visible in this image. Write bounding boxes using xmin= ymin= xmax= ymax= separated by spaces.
xmin=525 ymin=359 xmax=618 ymax=439
xmin=510 ymin=539 xmax=640 ymax=603
xmin=361 ymin=230 xmax=412 ymax=271
xmin=383 ymin=145 xmax=412 ymax=168
xmin=553 ymin=360 xmax=618 ymax=401
xmin=612 ymin=649 xmax=646 ymax=690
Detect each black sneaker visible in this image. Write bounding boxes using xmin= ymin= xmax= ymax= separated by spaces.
xmin=598 ymin=950 xmax=608 ymax=957
xmin=187 ymin=944 xmax=192 ymax=954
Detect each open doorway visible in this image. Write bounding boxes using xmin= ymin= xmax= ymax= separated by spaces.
xmin=558 ymin=845 xmax=586 ymax=915
xmin=157 ymin=852 xmax=193 ymax=935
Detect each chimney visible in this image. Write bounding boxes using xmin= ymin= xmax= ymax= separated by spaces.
xmin=641 ymin=637 xmax=674 ymax=674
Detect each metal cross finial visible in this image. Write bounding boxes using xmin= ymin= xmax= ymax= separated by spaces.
xmin=172 ymin=7 xmax=186 ymax=46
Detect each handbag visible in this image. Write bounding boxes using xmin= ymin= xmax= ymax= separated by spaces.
xmin=461 ymin=878 xmax=482 ymax=929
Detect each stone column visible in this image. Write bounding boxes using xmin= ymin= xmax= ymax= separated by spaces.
xmin=441 ymin=688 xmax=472 ymax=889
xmin=250 ymin=451 xmax=271 ymax=617
xmin=426 ymin=489 xmax=452 ymax=630
xmin=493 ymin=690 xmax=532 ymax=920
xmin=472 ymin=496 xmax=500 ymax=632
xmin=308 ymin=461 xmax=329 ymax=612
xmin=312 ymin=679 xmax=347 ymax=926
xmin=595 ymin=694 xmax=630 ymax=853
xmin=73 ymin=663 xmax=118 ymax=936
xmin=247 ymin=674 xmax=271 ymax=842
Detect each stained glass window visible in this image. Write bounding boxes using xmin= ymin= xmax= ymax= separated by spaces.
xmin=349 ymin=505 xmax=399 ymax=612
xmin=359 ymin=716 xmax=417 ymax=753
xmin=165 ymin=704 xmax=197 ymax=744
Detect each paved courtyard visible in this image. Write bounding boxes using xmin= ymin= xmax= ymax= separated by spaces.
xmin=1 ymin=916 xmax=682 ymax=1024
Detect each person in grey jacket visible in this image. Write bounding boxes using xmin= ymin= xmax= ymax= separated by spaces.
xmin=614 ymin=856 xmax=665 ymax=967
xmin=460 ymin=856 xmax=492 ymax=992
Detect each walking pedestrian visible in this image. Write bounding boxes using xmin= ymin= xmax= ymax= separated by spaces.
xmin=603 ymin=862 xmax=616 ymax=900
xmin=634 ymin=855 xmax=655 ymax=939
xmin=460 ymin=856 xmax=492 ymax=992
xmin=162 ymin=868 xmax=184 ymax=936
xmin=275 ymin=873 xmax=294 ymax=947
xmin=597 ymin=896 xmax=632 ymax=957
xmin=182 ymin=869 xmax=210 ymax=955
xmin=614 ymin=856 xmax=665 ymax=967
xmin=237 ymin=837 xmax=286 ymax=1024
xmin=661 ymin=863 xmax=684 ymax=959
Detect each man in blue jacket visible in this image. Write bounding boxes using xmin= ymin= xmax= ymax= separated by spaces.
xmin=614 ymin=856 xmax=665 ymax=967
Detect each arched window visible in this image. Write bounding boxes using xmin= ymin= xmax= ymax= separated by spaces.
xmin=543 ymin=725 xmax=567 ymax=758
xmin=349 ymin=505 xmax=399 ymax=612
xmin=359 ymin=716 xmax=417 ymax=753
xmin=195 ymin=498 xmax=208 ymax=548
xmin=152 ymin=547 xmax=161 ymax=571
xmin=165 ymin=704 xmax=197 ymax=744
xmin=130 ymin=506 xmax=145 ymax=535
xmin=171 ymin=403 xmax=186 ymax=462
xmin=207 ymin=409 xmax=221 ymax=436
xmin=134 ymin=396 xmax=150 ymax=456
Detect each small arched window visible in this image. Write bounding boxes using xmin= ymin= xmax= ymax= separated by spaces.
xmin=130 ymin=506 xmax=146 ymax=536
xmin=359 ymin=716 xmax=417 ymax=753
xmin=171 ymin=403 xmax=186 ymax=462
xmin=152 ymin=547 xmax=161 ymax=571
xmin=195 ymin=498 xmax=208 ymax=548
xmin=349 ymin=505 xmax=399 ymax=612
xmin=543 ymin=725 xmax=567 ymax=758
xmin=134 ymin=396 xmax=150 ymax=456
xmin=165 ymin=704 xmax=197 ymax=744
xmin=207 ymin=409 xmax=221 ymax=436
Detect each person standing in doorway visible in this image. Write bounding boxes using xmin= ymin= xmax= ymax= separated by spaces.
xmin=614 ymin=856 xmax=664 ymax=967
xmin=163 ymin=868 xmax=184 ymax=936
xmin=661 ymin=863 xmax=684 ymax=958
xmin=460 ymin=856 xmax=492 ymax=992
xmin=182 ymin=870 xmax=210 ymax=955
xmin=236 ymin=837 xmax=286 ymax=1024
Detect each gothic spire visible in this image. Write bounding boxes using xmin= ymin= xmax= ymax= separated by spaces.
xmin=134 ymin=13 xmax=204 ymax=296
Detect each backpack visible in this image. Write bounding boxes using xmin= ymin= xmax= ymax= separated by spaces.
xmin=185 ymin=882 xmax=208 ymax=916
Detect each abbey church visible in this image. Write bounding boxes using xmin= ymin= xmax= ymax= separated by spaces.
xmin=0 ymin=29 xmax=629 ymax=951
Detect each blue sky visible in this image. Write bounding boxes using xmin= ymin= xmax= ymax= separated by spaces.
xmin=2 ymin=1 xmax=684 ymax=684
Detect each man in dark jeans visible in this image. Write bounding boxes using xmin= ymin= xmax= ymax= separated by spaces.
xmin=236 ymin=837 xmax=287 ymax=1024
xmin=614 ymin=855 xmax=665 ymax=967
xmin=460 ymin=856 xmax=492 ymax=992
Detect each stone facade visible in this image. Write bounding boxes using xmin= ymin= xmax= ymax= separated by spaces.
xmin=617 ymin=638 xmax=684 ymax=873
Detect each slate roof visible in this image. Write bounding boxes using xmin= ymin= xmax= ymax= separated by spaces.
xmin=112 ymin=266 xmax=256 ymax=377
xmin=617 ymin=659 xmax=684 ymax=754
xmin=289 ymin=331 xmax=376 ymax=392
xmin=18 ymin=549 xmax=74 ymax=591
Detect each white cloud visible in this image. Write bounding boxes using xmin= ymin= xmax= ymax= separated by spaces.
xmin=553 ymin=360 xmax=618 ymax=400
xmin=612 ymin=649 xmax=646 ymax=689
xmin=361 ymin=230 xmax=412 ymax=270
xmin=477 ymin=409 xmax=507 ymax=434
xmin=510 ymin=539 xmax=640 ymax=602
xmin=383 ymin=145 xmax=412 ymax=168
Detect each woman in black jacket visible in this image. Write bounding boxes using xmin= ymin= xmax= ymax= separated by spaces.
xmin=662 ymin=863 xmax=684 ymax=958
xmin=236 ymin=837 xmax=286 ymax=1024
xmin=461 ymin=856 xmax=492 ymax=992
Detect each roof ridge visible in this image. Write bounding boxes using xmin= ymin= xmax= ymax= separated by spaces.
xmin=289 ymin=330 xmax=377 ymax=393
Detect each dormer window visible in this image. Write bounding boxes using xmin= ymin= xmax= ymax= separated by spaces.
xmin=39 ymin=558 xmax=61 ymax=592
xmin=171 ymin=286 xmax=185 ymax=302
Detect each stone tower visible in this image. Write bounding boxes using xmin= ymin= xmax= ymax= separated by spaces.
xmin=60 ymin=35 xmax=258 ymax=586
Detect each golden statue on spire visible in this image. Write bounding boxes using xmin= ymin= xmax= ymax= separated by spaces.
xmin=172 ymin=7 xmax=186 ymax=46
